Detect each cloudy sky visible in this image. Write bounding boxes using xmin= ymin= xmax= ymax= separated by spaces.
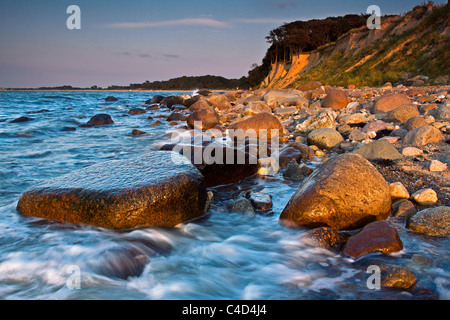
xmin=0 ymin=0 xmax=445 ymax=88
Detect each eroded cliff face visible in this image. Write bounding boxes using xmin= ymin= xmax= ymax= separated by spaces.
xmin=261 ymin=4 xmax=449 ymax=89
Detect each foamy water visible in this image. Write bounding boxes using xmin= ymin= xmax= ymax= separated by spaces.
xmin=0 ymin=91 xmax=448 ymax=300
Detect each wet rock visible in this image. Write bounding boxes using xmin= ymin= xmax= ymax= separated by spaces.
xmin=307 ymin=128 xmax=343 ymax=150
xmin=228 ymin=113 xmax=283 ymax=139
xmin=303 ymin=227 xmax=342 ymax=248
xmin=389 ymin=182 xmax=410 ymax=200
xmin=87 ymin=114 xmax=114 ymax=126
xmin=403 ymin=125 xmax=445 ymax=146
xmin=406 ymin=206 xmax=450 ymax=236
xmin=10 ymin=116 xmax=34 ymax=123
xmin=167 ymin=112 xmax=188 ymax=122
xmin=282 ymin=160 xmax=304 ymax=180
xmin=404 ymin=116 xmax=428 ymax=131
xmin=429 ymin=160 xmax=447 ymax=172
xmin=146 ymin=95 xmax=165 ymax=104
xmin=392 ymin=199 xmax=417 ymax=218
xmin=411 ymin=188 xmax=438 ymax=206
xmin=128 ymin=108 xmax=146 ymax=115
xmin=280 ymin=154 xmax=391 ymax=231
xmin=62 ymin=127 xmax=77 ymax=132
xmin=384 ymin=104 xmax=420 ymax=123
xmin=16 ymin=151 xmax=208 ymax=230
xmin=321 ymin=89 xmax=349 ymax=110
xmin=247 ymin=192 xmax=273 ymax=212
xmin=353 ymin=139 xmax=402 ymax=161
xmin=372 ymin=93 xmax=411 ymax=113
xmin=187 ymin=108 xmax=220 ymax=130
xmin=105 ymin=96 xmax=119 ymax=102
xmin=227 ymin=197 xmax=256 ymax=216
xmin=161 ymin=95 xmax=188 ymax=108
xmin=131 ymin=129 xmax=146 ymax=136
xmin=279 ymin=147 xmax=302 ymax=168
xmin=189 ymin=99 xmax=212 ymax=112
xmin=287 ymin=142 xmax=315 ymax=160
xmin=342 ymin=221 xmax=403 ymax=258
xmin=381 ymin=265 xmax=417 ymax=290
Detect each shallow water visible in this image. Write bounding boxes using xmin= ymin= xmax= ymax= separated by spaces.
xmin=0 ymin=91 xmax=448 ymax=300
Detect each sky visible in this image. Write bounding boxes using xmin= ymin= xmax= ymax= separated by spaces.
xmin=0 ymin=0 xmax=446 ymax=88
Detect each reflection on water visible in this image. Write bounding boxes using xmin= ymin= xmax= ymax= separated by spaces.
xmin=0 ymin=91 xmax=448 ymax=300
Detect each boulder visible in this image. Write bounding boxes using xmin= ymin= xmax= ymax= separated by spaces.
xmin=10 ymin=116 xmax=34 ymax=123
xmin=16 ymin=151 xmax=209 ymax=230
xmin=342 ymin=221 xmax=403 ymax=258
xmin=280 ymin=154 xmax=391 ymax=230
xmin=307 ymin=128 xmax=343 ymax=150
xmin=128 ymin=108 xmax=146 ymax=115
xmin=434 ymin=104 xmax=450 ymax=121
xmin=279 ymin=147 xmax=302 ymax=168
xmin=296 ymin=81 xmax=322 ymax=92
xmin=303 ymin=227 xmax=342 ymax=248
xmin=403 ymin=125 xmax=445 ymax=146
xmin=384 ymin=104 xmax=420 ymax=123
xmin=246 ymin=192 xmax=273 ymax=212
xmin=105 ymin=96 xmax=118 ymax=102
xmin=404 ymin=116 xmax=428 ymax=131
xmin=372 ymin=93 xmax=411 ymax=113
xmin=381 ymin=265 xmax=417 ymax=289
xmin=87 ymin=114 xmax=114 ymax=126
xmin=147 ymin=95 xmax=165 ymax=104
xmin=295 ymin=110 xmax=337 ymax=134
xmin=321 ymin=89 xmax=349 ymax=110
xmin=263 ymin=90 xmax=300 ymax=107
xmin=187 ymin=108 xmax=220 ymax=130
xmin=228 ymin=113 xmax=283 ymax=139
xmin=131 ymin=129 xmax=146 ymax=136
xmin=406 ymin=206 xmax=450 ymax=236
xmin=352 ymin=139 xmax=402 ymax=161
xmin=189 ymin=99 xmax=211 ymax=112
xmin=161 ymin=95 xmax=188 ymax=108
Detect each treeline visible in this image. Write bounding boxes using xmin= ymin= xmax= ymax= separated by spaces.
xmin=128 ymin=75 xmax=250 ymax=91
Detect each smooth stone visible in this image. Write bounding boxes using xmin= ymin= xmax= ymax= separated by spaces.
xmin=280 ymin=154 xmax=391 ymax=231
xmin=16 ymin=151 xmax=208 ymax=230
xmin=372 ymin=93 xmax=411 ymax=113
xmin=403 ymin=125 xmax=445 ymax=146
xmin=429 ymin=160 xmax=447 ymax=172
xmin=87 ymin=114 xmax=114 ymax=126
xmin=303 ymin=227 xmax=342 ymax=248
xmin=342 ymin=221 xmax=403 ymax=258
xmin=321 ymin=89 xmax=349 ymax=110
xmin=227 ymin=197 xmax=256 ymax=216
xmin=392 ymin=199 xmax=417 ymax=218
xmin=389 ymin=182 xmax=410 ymax=200
xmin=406 ymin=206 xmax=450 ymax=236
xmin=402 ymin=147 xmax=423 ymax=157
xmin=352 ymin=139 xmax=402 ymax=161
xmin=282 ymin=160 xmax=305 ymax=180
xmin=247 ymin=192 xmax=273 ymax=212
xmin=307 ymin=128 xmax=343 ymax=150
xmin=381 ymin=265 xmax=417 ymax=290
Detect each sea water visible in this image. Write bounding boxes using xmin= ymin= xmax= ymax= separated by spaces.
xmin=0 ymin=91 xmax=448 ymax=300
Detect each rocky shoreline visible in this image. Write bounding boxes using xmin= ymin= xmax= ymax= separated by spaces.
xmin=15 ymin=82 xmax=450 ymax=293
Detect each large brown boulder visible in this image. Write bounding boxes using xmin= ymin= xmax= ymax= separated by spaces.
xmin=384 ymin=104 xmax=420 ymax=123
xmin=189 ymin=99 xmax=211 ymax=112
xmin=279 ymin=154 xmax=391 ymax=230
xmin=321 ymin=89 xmax=349 ymax=110
xmin=16 ymin=151 xmax=209 ymax=230
xmin=187 ymin=108 xmax=220 ymax=130
xmin=228 ymin=113 xmax=284 ymax=139
xmin=372 ymin=93 xmax=411 ymax=113
xmin=342 ymin=221 xmax=403 ymax=258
